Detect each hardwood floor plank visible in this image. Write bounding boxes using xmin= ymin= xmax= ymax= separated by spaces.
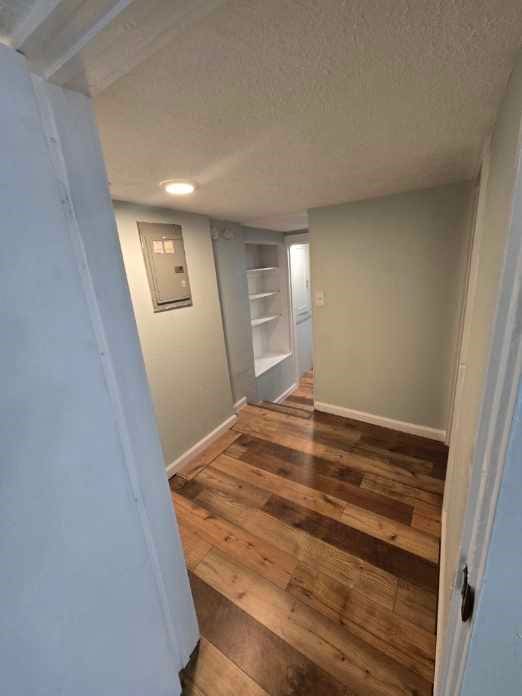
xmin=263 ymin=495 xmax=438 ymax=591
xmin=190 ymin=486 xmax=257 ymax=528
xmin=289 ymin=387 xmax=314 ymax=401
xmin=238 ymin=404 xmax=362 ymax=451
xmin=411 ymin=511 xmax=441 ymax=538
xmin=182 ymin=637 xmax=269 ymax=696
xmin=361 ymin=473 xmax=442 ymax=518
xmin=283 ymin=394 xmax=315 ymax=411
xmin=341 ymin=504 xmax=440 ymax=562
xmin=317 ymin=413 xmax=448 ymax=464
xmin=170 ymin=371 xmax=445 ymax=694
xmin=194 ymin=548 xmax=432 ymax=696
xmin=177 ymin=520 xmax=213 ymax=569
xmin=233 ymin=435 xmax=414 ymax=525
xmin=395 ymin=580 xmax=437 ymax=634
xmin=178 ymin=430 xmax=242 ymax=480
xmin=173 ymin=494 xmax=297 ymax=589
xmin=186 ymin=483 xmax=399 ymax=611
xmin=351 ymin=442 xmax=435 ymax=477
xmin=212 ymin=454 xmax=347 ymax=521
xmin=257 ymin=400 xmax=313 ymax=419
xmin=189 ymin=572 xmax=346 ymax=696
xmin=233 ymin=416 xmax=445 ymax=494
xmin=300 ymin=534 xmax=398 ymax=611
xmin=288 ymin=563 xmax=435 ymax=681
xmin=195 ymin=491 xmax=305 ymax=557
xmin=173 ymin=478 xmax=205 ymax=501
xmin=191 ymin=464 xmax=272 ymax=508
xmin=430 ymin=460 xmax=448 ymax=480
xmin=231 ymin=434 xmax=363 ymax=484
xmin=180 ymin=679 xmax=206 ymax=696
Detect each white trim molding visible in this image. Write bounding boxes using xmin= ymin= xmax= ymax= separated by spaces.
xmin=233 ymin=396 xmax=248 ymax=412
xmin=166 ymin=414 xmax=237 ymax=478
xmin=314 ymin=401 xmax=447 ymax=442
xmin=274 ymin=382 xmax=298 ymax=403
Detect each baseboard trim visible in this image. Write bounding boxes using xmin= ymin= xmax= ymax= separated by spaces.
xmin=314 ymin=401 xmax=447 ymax=442
xmin=233 ymin=396 xmax=248 ymax=412
xmin=274 ymin=382 xmax=298 ymax=403
xmin=166 ymin=413 xmax=238 ymax=479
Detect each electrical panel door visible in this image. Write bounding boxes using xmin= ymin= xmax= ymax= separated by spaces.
xmin=138 ymin=221 xmax=192 ymax=312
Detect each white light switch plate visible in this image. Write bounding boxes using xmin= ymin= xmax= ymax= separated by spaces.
xmin=315 ymin=290 xmax=325 ymax=307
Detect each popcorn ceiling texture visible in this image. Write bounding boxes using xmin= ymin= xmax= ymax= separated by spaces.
xmin=4 ymin=2 xmax=522 ymax=227
xmin=0 ymin=0 xmax=34 ymax=40
xmin=94 ymin=0 xmax=522 ymax=226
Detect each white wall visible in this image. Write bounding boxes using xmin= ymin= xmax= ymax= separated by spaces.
xmin=438 ymin=50 xmax=522 ymax=677
xmin=114 ymin=202 xmax=234 ymax=467
xmin=309 ymin=182 xmax=474 ymax=435
xmin=0 ymin=45 xmax=196 ymax=696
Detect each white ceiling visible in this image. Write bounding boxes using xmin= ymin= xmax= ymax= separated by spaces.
xmin=4 ymin=1 xmax=522 ymax=230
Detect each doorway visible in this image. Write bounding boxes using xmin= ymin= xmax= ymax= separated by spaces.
xmin=288 ymin=241 xmax=313 ymax=386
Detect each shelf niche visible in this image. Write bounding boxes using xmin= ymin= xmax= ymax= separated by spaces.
xmin=246 ymin=242 xmax=292 ymax=384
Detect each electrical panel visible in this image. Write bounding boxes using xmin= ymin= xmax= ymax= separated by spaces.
xmin=137 ymin=221 xmax=192 ymax=312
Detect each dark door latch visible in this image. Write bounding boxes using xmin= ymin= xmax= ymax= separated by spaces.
xmin=461 ymin=565 xmax=475 ymax=622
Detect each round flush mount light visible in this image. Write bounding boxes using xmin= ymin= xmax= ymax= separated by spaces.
xmin=161 ymin=180 xmax=196 ymax=196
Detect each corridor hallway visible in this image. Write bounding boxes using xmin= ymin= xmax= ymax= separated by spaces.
xmin=170 ymin=373 xmax=446 ymax=695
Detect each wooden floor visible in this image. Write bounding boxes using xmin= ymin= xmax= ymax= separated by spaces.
xmin=170 ymin=372 xmax=446 ymax=696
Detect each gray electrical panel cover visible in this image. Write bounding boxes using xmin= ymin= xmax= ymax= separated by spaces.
xmin=137 ymin=221 xmax=192 ymax=312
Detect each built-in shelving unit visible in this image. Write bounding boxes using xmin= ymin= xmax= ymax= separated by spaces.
xmin=251 ymin=315 xmax=280 ymax=327
xmin=254 ymin=352 xmax=292 ymax=377
xmin=245 ymin=242 xmax=292 ymax=384
xmin=249 ymin=291 xmax=280 ymax=301
xmin=247 ymin=266 xmax=278 ymax=273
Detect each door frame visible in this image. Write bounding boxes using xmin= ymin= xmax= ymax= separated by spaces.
xmin=435 ymin=137 xmax=522 ymax=693
xmin=286 ymin=232 xmax=312 ymax=384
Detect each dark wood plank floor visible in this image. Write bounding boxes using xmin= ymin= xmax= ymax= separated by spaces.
xmin=171 ymin=372 xmax=446 ymax=696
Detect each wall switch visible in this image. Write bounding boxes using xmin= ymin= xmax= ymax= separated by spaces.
xmin=315 ymin=290 xmax=325 ymax=307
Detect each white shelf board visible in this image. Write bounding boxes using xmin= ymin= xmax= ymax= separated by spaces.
xmin=249 ymin=291 xmax=279 ymax=301
xmin=254 ymin=352 xmax=292 ymax=377
xmin=246 ymin=266 xmax=278 ymax=273
xmin=251 ymin=314 xmax=279 ymax=327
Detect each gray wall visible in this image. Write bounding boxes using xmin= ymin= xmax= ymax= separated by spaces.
xmin=0 ymin=45 xmax=195 ymax=696
xmin=114 ymin=202 xmax=234 ymax=467
xmin=309 ymin=182 xmax=473 ymax=432
xmin=211 ymin=221 xmax=257 ymax=404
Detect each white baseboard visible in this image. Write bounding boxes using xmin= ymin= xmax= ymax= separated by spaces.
xmin=166 ymin=413 xmax=237 ymax=479
xmin=314 ymin=401 xmax=447 ymax=442
xmin=233 ymin=396 xmax=247 ymax=412
xmin=274 ymin=382 xmax=298 ymax=403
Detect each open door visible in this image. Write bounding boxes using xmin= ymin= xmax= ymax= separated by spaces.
xmin=436 ymin=64 xmax=522 ymax=694
xmin=289 ymin=242 xmax=313 ymax=378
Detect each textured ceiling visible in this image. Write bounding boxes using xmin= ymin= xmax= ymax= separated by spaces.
xmin=0 ymin=0 xmax=36 ymax=41
xmin=79 ymin=2 xmax=522 ymax=226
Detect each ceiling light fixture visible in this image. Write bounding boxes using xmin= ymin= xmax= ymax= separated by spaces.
xmin=161 ymin=180 xmax=196 ymax=196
